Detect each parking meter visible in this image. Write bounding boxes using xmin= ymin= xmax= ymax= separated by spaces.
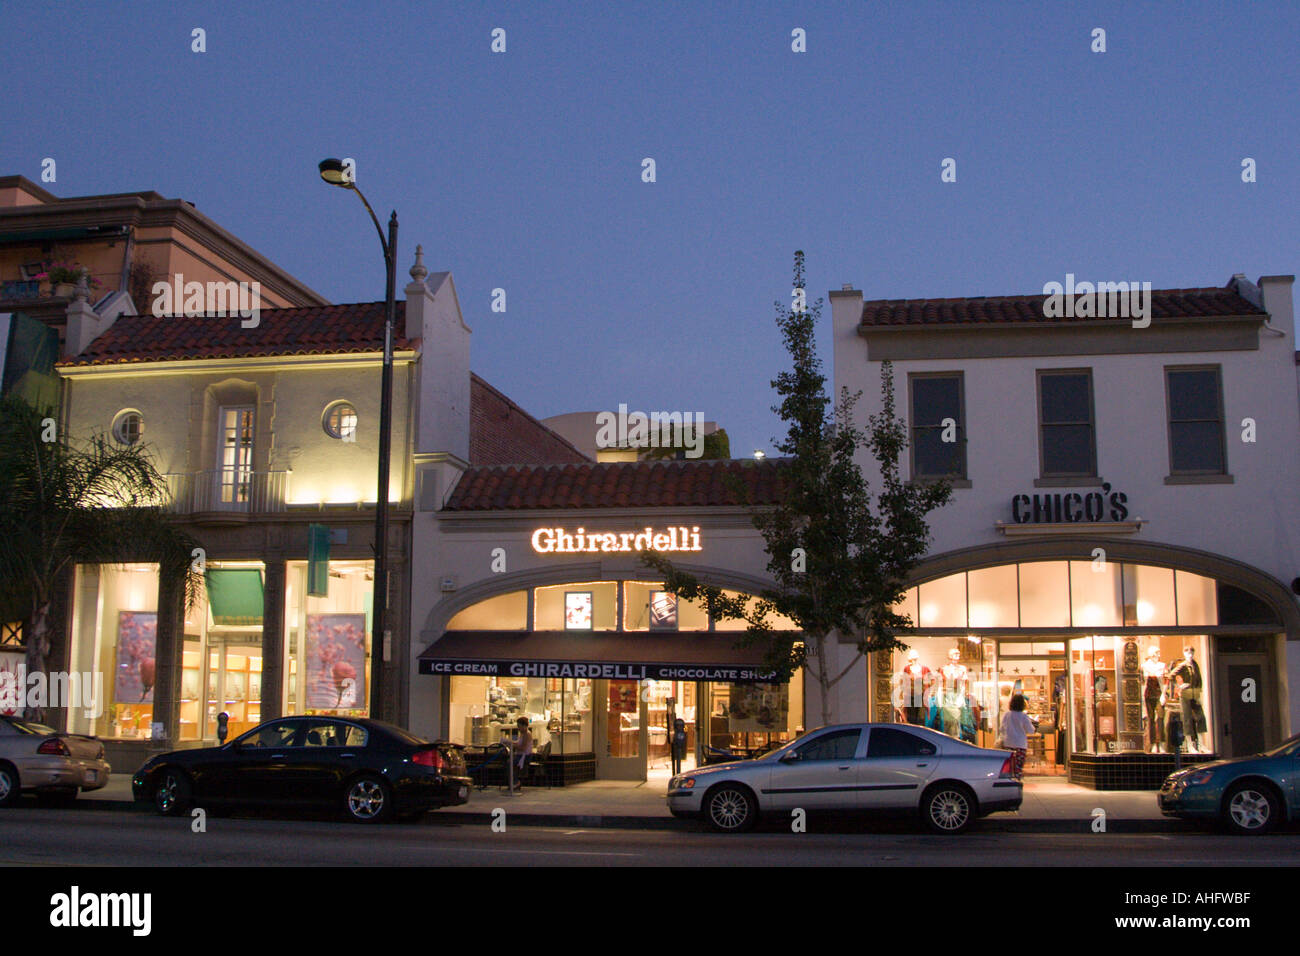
xmin=671 ymin=718 xmax=688 ymax=776
xmin=217 ymin=711 xmax=229 ymax=743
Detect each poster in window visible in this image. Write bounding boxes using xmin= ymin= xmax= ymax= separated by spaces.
xmin=649 ymin=590 xmax=678 ymax=630
xmin=0 ymin=649 xmax=23 ymax=715
xmin=727 ymin=684 xmax=788 ymax=733
xmin=305 ymin=613 xmax=367 ymax=709
xmin=565 ymin=592 xmax=593 ymax=630
xmin=114 ymin=611 xmax=157 ymax=704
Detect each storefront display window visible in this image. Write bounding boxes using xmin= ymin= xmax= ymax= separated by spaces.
xmin=284 ymin=559 xmax=373 ymax=718
xmin=446 ymin=590 xmax=526 ymax=630
xmin=623 ymin=582 xmax=708 ymax=631
xmin=534 ymin=582 xmax=616 ymax=630
xmin=449 ymin=674 xmax=593 ymax=754
xmin=888 ymin=638 xmax=997 ymax=746
xmin=705 ymin=672 xmax=804 ymax=752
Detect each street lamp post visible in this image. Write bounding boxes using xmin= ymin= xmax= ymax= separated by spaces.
xmin=318 ymin=158 xmax=397 ymax=721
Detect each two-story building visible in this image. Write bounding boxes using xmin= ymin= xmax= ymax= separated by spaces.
xmin=830 ymin=274 xmax=1300 ymax=787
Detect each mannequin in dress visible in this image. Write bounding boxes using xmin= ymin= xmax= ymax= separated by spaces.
xmin=1141 ymin=646 xmax=1166 ymax=753
xmin=893 ymin=649 xmax=931 ymax=725
xmin=940 ymin=648 xmax=969 ymax=737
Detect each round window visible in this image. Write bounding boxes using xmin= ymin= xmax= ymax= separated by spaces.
xmin=323 ymin=402 xmax=357 ymax=440
xmin=112 ymin=410 xmax=143 ymax=446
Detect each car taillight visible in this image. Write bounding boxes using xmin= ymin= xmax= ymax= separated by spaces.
xmin=998 ymin=756 xmax=1013 ymax=778
xmin=413 ymin=748 xmax=445 ymax=770
xmin=38 ymin=738 xmax=70 ymax=756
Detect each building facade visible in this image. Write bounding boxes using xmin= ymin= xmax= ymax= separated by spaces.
xmin=830 ymin=274 xmax=1300 ymax=787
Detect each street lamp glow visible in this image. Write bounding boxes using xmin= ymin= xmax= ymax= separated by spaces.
xmin=318 ymin=158 xmax=350 ymax=186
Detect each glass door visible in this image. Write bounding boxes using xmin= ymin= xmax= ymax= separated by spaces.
xmin=203 ymin=637 xmax=263 ymax=741
xmin=594 ymin=679 xmax=646 ymax=780
xmin=216 ymin=406 xmax=255 ymax=509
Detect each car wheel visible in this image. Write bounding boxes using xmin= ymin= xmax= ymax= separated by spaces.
xmin=0 ymin=763 xmax=19 ymax=807
xmin=153 ymin=770 xmax=192 ymax=816
xmin=344 ymin=775 xmax=392 ymax=823
xmin=922 ymin=783 xmax=975 ymax=834
xmin=36 ymin=788 xmax=78 ymax=807
xmin=1222 ymin=781 xmax=1280 ymax=835
xmin=704 ymin=783 xmax=757 ymax=833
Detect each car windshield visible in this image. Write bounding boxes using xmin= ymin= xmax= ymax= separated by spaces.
xmin=1260 ymin=732 xmax=1300 ymax=757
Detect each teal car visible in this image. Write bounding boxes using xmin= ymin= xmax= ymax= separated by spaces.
xmin=1159 ymin=732 xmax=1300 ymax=834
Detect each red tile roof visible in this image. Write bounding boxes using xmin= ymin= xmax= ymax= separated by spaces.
xmin=858 ymin=286 xmax=1265 ymax=328
xmin=470 ymin=374 xmax=590 ymax=465
xmin=57 ymin=301 xmax=413 ymax=366
xmin=444 ymin=458 xmax=788 ymax=511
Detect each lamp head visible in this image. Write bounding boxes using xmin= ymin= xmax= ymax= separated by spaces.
xmin=318 ymin=158 xmax=352 ymax=187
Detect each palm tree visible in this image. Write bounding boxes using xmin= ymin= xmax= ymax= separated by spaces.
xmin=0 ymin=394 xmax=202 ymax=722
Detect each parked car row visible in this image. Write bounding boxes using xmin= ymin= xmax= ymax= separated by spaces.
xmin=5 ymin=713 xmax=1300 ymax=834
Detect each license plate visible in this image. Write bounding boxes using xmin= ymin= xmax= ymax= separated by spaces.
xmin=83 ymin=770 xmax=96 ymax=785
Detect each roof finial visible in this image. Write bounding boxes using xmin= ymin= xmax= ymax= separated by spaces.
xmin=409 ymin=244 xmax=428 ymax=283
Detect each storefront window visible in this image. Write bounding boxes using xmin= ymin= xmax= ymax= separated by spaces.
xmin=918 ymin=574 xmax=967 ymax=627
xmin=73 ymin=563 xmax=160 ymax=740
xmin=1069 ymin=634 xmax=1213 ymax=756
xmin=447 ymin=591 xmax=526 ymax=630
xmin=284 ymin=559 xmax=372 ymax=718
xmin=622 ymin=582 xmax=708 ymax=631
xmin=712 ymin=591 xmax=800 ymax=631
xmin=534 ymin=582 xmax=617 ymax=630
xmin=1018 ymin=562 xmax=1071 ymax=627
xmin=448 ymin=675 xmax=593 ymax=754
xmin=1069 ymin=560 xmax=1122 ymax=627
xmin=704 ymin=672 xmax=804 ymax=753
xmin=967 ymin=565 xmax=1018 ymax=627
xmin=888 ymin=637 xmax=997 ymax=745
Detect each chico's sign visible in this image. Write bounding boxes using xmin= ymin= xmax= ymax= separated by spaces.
xmin=1012 ymin=483 xmax=1130 ymax=524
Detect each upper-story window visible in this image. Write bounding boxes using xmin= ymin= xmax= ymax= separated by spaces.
xmin=111 ymin=410 xmax=143 ymax=446
xmin=217 ymin=406 xmax=255 ymax=507
xmin=323 ymin=401 xmax=358 ymax=441
xmin=909 ymin=373 xmax=966 ymax=479
xmin=1037 ymin=370 xmax=1096 ymax=477
xmin=1165 ymin=366 xmax=1226 ymax=475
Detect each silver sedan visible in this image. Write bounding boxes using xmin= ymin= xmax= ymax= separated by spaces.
xmin=668 ymin=723 xmax=1022 ymax=834
xmin=0 ymin=716 xmax=112 ymax=806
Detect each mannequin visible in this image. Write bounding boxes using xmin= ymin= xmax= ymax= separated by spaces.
xmin=893 ymin=649 xmax=932 ymax=725
xmin=1141 ymin=646 xmax=1166 ymax=753
xmin=940 ymin=648 xmax=969 ymax=737
xmin=1167 ymin=646 xmax=1204 ymax=753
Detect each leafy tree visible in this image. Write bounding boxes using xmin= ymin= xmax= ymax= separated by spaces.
xmin=643 ymin=252 xmax=951 ymax=726
xmin=0 ymin=394 xmax=202 ymax=722
xmin=641 ymin=426 xmax=730 ymax=460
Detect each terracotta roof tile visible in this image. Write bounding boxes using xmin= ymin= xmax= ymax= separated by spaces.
xmin=859 ymin=286 xmax=1265 ymax=328
xmin=443 ymin=459 xmax=788 ymax=511
xmin=57 ymin=301 xmax=412 ymax=366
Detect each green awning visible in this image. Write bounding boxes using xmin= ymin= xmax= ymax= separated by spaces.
xmin=205 ymin=569 xmax=264 ymax=626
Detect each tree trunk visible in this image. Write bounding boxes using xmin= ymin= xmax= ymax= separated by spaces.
xmin=23 ymin=598 xmax=51 ymax=723
xmin=812 ymin=634 xmax=833 ymax=727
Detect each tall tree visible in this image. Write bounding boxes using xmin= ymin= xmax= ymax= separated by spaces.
xmin=0 ymin=394 xmax=202 ymax=722
xmin=643 ymin=252 xmax=952 ymax=725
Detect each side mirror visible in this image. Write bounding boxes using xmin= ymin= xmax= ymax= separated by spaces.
xmin=779 ymin=751 xmax=801 ymax=763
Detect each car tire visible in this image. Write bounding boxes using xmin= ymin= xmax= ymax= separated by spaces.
xmin=1222 ymin=781 xmax=1280 ymax=835
xmin=703 ymin=783 xmax=758 ymax=833
xmin=153 ymin=769 xmax=192 ymax=816
xmin=921 ymin=783 xmax=976 ymax=835
xmin=344 ymin=774 xmax=393 ymax=823
xmin=0 ymin=762 xmax=20 ymax=807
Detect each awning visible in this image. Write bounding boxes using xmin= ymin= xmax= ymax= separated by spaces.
xmin=418 ymin=630 xmax=783 ymax=684
xmin=204 ymin=569 xmax=264 ymax=626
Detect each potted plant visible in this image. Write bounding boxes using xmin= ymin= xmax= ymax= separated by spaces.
xmin=39 ymin=261 xmax=100 ymax=297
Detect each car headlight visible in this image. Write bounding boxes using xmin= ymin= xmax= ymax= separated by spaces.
xmin=676 ymin=777 xmax=696 ymax=790
xmin=1183 ymin=770 xmax=1215 ymax=786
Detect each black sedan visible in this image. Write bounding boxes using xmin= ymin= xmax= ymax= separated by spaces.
xmin=132 ymin=716 xmax=471 ymax=823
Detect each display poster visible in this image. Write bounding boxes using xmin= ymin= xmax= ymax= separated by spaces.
xmin=564 ymin=591 xmax=593 ymax=630
xmin=306 ymin=613 xmax=367 ymax=708
xmin=649 ymin=590 xmax=678 ymax=630
xmin=115 ymin=611 xmax=157 ymax=704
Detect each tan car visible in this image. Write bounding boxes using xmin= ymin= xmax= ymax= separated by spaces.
xmin=0 ymin=715 xmax=111 ymax=806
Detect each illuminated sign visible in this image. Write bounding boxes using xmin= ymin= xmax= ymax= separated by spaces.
xmin=531 ymin=526 xmax=702 ymax=554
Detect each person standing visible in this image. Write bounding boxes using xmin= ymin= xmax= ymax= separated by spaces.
xmin=510 ymin=716 xmax=534 ymax=790
xmin=1000 ymin=693 xmax=1038 ymax=780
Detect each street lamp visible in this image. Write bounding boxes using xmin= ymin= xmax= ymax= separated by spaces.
xmin=318 ymin=158 xmax=397 ymax=722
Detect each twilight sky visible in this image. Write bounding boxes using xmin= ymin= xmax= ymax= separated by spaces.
xmin=3 ymin=1 xmax=1296 ymax=457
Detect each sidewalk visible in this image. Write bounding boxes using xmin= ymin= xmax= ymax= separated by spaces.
xmin=75 ymin=774 xmax=1180 ymax=832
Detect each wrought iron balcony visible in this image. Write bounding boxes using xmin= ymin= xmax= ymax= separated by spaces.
xmin=164 ymin=470 xmax=288 ymax=515
xmin=1 ymin=280 xmax=42 ymax=299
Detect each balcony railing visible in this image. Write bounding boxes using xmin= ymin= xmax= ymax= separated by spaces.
xmin=1 ymin=280 xmax=41 ymax=299
xmin=164 ymin=470 xmax=288 ymax=515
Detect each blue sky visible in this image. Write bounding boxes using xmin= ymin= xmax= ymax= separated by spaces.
xmin=3 ymin=1 xmax=1296 ymax=456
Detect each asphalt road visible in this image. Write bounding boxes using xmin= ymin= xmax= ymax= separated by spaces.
xmin=2 ymin=807 xmax=1298 ymax=866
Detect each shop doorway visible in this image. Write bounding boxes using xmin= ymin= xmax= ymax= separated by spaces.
xmin=203 ymin=634 xmax=262 ymax=742
xmin=645 ymin=680 xmax=697 ymax=783
xmin=1215 ymin=651 xmax=1271 ymax=758
xmin=594 ymin=679 xmax=645 ymax=780
xmin=999 ymin=655 xmax=1067 ymax=776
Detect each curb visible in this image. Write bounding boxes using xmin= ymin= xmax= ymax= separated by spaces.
xmin=65 ymin=797 xmax=1185 ymax=833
